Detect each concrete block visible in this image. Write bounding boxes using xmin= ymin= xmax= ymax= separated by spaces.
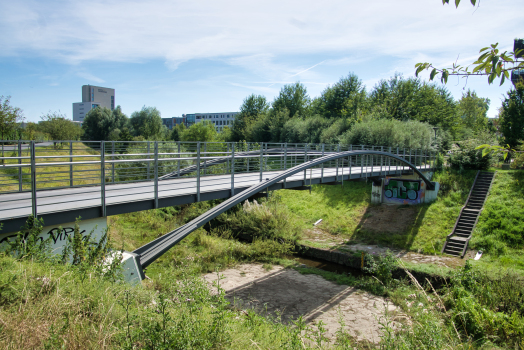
xmin=424 ymin=182 xmax=440 ymax=203
xmin=105 ymin=251 xmax=144 ymax=286
xmin=371 ymin=179 xmax=383 ymax=204
xmin=0 ymin=217 xmax=107 ymax=258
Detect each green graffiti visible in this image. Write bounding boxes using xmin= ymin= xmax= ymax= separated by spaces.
xmin=384 ymin=180 xmax=420 ymax=200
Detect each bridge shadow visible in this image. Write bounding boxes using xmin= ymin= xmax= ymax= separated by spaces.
xmin=214 ymin=267 xmax=356 ymax=324
xmin=313 ymin=181 xmax=372 ymax=208
xmin=348 ymin=204 xmax=430 ymax=252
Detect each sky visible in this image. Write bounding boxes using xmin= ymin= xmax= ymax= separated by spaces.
xmin=0 ymin=0 xmax=522 ymax=122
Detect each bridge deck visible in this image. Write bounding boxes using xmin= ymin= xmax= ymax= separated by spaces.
xmin=0 ymin=164 xmax=431 ymax=233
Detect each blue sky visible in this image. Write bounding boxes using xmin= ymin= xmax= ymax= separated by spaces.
xmin=0 ymin=0 xmax=522 ymax=122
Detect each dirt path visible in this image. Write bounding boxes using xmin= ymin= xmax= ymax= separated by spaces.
xmin=203 ymin=264 xmax=398 ymax=343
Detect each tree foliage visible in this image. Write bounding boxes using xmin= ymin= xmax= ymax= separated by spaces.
xmin=416 ymin=2 xmax=523 ymax=86
xmin=180 ymin=121 xmax=217 ymax=142
xmin=499 ymin=83 xmax=524 ymax=149
xmin=130 ymin=106 xmax=164 ymax=140
xmin=370 ymin=75 xmax=459 ymax=135
xmin=271 ymin=82 xmax=310 ymax=119
xmin=457 ymin=89 xmax=490 ymax=135
xmin=0 ymin=95 xmax=23 ymax=140
xmin=312 ymin=73 xmax=367 ymax=119
xmin=339 ymin=119 xmax=434 ymax=149
xmin=82 ymin=106 xmax=128 ymax=141
xmin=39 ymin=112 xmax=82 ymax=141
xmin=230 ymin=95 xmax=269 ymax=142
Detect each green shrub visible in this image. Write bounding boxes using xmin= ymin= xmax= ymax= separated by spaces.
xmin=215 ymin=196 xmax=301 ymax=242
xmin=339 ymin=118 xmax=433 ymax=149
xmin=448 ymin=131 xmax=496 ymax=171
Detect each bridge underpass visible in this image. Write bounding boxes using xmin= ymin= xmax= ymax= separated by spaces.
xmin=0 ymin=141 xmax=435 ymax=234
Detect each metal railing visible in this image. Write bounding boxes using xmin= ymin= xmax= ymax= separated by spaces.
xmin=0 ymin=140 xmax=436 ymax=219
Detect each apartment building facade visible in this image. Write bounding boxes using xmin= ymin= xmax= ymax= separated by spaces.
xmin=72 ymin=85 xmax=115 ymax=122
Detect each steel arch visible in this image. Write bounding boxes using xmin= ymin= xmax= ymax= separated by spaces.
xmin=134 ymin=150 xmax=434 ymax=270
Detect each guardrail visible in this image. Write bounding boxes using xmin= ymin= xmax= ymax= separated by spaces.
xmin=0 ymin=140 xmax=436 ymax=219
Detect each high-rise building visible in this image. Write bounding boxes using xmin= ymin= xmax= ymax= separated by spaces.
xmin=72 ymin=85 xmax=115 ymax=122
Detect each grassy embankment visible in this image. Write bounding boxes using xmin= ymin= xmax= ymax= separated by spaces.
xmin=278 ymin=169 xmax=477 ymax=253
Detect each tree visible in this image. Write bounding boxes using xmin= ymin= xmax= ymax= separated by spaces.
xmin=369 ymin=74 xmax=460 ymax=136
xmin=271 ymin=82 xmax=310 ymax=118
xmin=415 ymin=2 xmax=523 ymax=85
xmin=457 ymin=89 xmax=490 ymax=134
xmin=499 ymin=83 xmax=524 ymax=149
xmin=39 ymin=112 xmax=82 ymax=144
xmin=0 ymin=96 xmax=23 ymax=140
xmin=313 ymin=73 xmax=367 ymax=119
xmin=130 ymin=106 xmax=164 ymax=140
xmin=230 ymin=95 xmax=269 ymax=141
xmin=180 ymin=121 xmax=217 ymax=142
xmin=82 ymin=107 xmax=116 ymax=141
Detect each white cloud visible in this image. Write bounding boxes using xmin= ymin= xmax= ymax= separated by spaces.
xmin=76 ymin=71 xmax=105 ymax=84
xmin=1 ymin=0 xmax=522 ymax=71
xmin=1 ymin=0 xmax=521 ymax=120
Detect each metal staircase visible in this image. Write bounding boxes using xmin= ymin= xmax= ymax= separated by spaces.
xmin=442 ymin=171 xmax=496 ymax=258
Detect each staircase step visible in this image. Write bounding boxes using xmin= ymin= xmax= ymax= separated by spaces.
xmin=450 ymin=236 xmax=468 ymax=242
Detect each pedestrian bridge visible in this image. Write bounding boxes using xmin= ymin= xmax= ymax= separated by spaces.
xmin=0 ymin=141 xmax=435 ymax=234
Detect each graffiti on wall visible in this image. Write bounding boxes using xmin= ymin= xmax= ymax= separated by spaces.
xmin=0 ymin=217 xmax=107 ymax=255
xmin=383 ymin=178 xmax=425 ymax=204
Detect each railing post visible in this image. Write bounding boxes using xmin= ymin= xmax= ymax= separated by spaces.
xmin=226 ymin=143 xmax=230 ymax=175
xmin=284 ymin=143 xmax=288 ymax=188
xmin=361 ymin=145 xmax=364 ymax=178
xmin=380 ymin=146 xmax=383 ymax=176
xmin=336 ymin=144 xmax=340 ymax=182
xmin=111 ymin=141 xmax=115 ymax=184
xmin=146 ymin=141 xmax=150 ymax=180
xmin=402 ymin=148 xmax=406 ymax=175
xmin=388 ymin=146 xmax=392 ymax=174
xmin=370 ymin=146 xmax=375 ymax=177
xmin=30 ymin=141 xmax=37 ymax=218
xmin=100 ymin=141 xmax=106 ymax=217
xmin=196 ymin=142 xmax=201 ymax=202
xmin=69 ymin=141 xmax=74 ymax=187
xmin=259 ymin=143 xmax=263 ymax=182
xmin=349 ymin=144 xmax=352 ymax=179
xmin=341 ymin=146 xmax=344 ymax=187
xmin=203 ymin=142 xmax=207 ymax=176
xmin=154 ymin=141 xmax=159 ymax=209
xmin=177 ymin=141 xmax=181 ymax=178
xmin=18 ymin=140 xmax=22 ymax=192
xmin=303 ymin=144 xmax=308 ymax=185
xmin=246 ymin=143 xmax=250 ymax=173
xmin=321 ymin=144 xmax=325 ymax=183
xmin=231 ymin=143 xmax=235 ymax=196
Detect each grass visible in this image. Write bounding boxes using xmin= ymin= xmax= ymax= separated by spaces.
xmin=470 ymin=169 xmax=524 ymax=274
xmin=277 ymin=169 xmax=478 ymax=255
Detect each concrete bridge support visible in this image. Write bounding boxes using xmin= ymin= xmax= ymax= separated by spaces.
xmin=371 ymin=171 xmax=439 ymax=205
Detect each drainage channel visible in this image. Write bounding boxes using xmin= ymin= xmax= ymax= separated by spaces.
xmin=293 ymin=255 xmax=365 ymax=277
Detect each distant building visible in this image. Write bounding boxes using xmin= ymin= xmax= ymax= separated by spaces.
xmin=192 ymin=112 xmax=238 ymax=132
xmin=511 ymin=38 xmax=524 ymax=86
xmin=162 ymin=118 xmax=174 ymax=130
xmin=161 ymin=112 xmax=238 ymax=132
xmin=72 ymin=85 xmax=115 ymax=122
